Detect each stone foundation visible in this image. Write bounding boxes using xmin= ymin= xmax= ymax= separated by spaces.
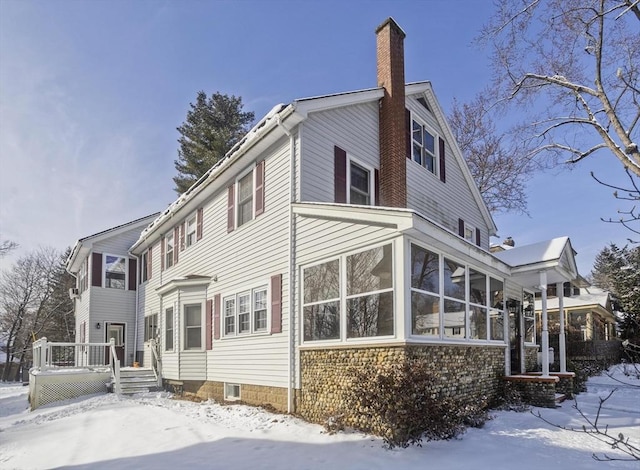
xmin=166 ymin=379 xmax=289 ymax=412
xmin=524 ymin=346 xmax=538 ymax=372
xmin=298 ymin=344 xmax=505 ymax=432
xmin=503 ymin=375 xmax=558 ymax=408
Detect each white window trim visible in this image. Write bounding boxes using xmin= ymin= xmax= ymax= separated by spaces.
xmin=103 ymin=253 xmax=127 ymax=290
xmin=221 ymin=282 xmax=271 ymax=338
xmin=181 ymin=301 xmax=205 ymax=351
xmin=301 ymin=242 xmax=396 ymax=345
xmin=408 ymin=239 xmax=506 ymax=344
xmin=224 ymin=383 xmax=241 ymax=401
xmin=185 ymin=212 xmax=198 ymax=249
xmin=346 ymin=155 xmax=375 ymax=206
xmin=165 ymin=232 xmax=175 ymax=269
xmin=409 ymin=113 xmax=440 ymax=177
xmin=464 ymin=224 xmax=476 ymax=243
xmin=235 ymin=164 xmax=256 ymax=229
xmin=164 ymin=306 xmax=175 ymax=352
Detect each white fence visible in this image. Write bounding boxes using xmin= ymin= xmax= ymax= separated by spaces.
xmin=29 ymin=337 xmax=121 ymax=410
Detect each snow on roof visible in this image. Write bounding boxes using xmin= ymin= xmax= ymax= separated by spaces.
xmin=493 ymin=237 xmax=570 ymax=267
xmin=534 ymin=287 xmax=611 ymax=311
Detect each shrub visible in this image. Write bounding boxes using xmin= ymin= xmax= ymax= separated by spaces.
xmin=344 ymin=357 xmax=489 ymax=448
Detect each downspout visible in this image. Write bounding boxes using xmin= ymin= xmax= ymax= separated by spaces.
xmin=277 ymin=113 xmax=295 ymax=413
xmin=133 ymin=253 xmax=141 ymax=367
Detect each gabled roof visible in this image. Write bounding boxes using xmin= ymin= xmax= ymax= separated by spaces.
xmin=493 ymin=237 xmax=579 ymax=288
xmin=66 ymin=213 xmax=160 ymax=273
xmin=130 ymin=82 xmax=498 ymax=252
xmin=534 ymin=287 xmax=613 ymax=313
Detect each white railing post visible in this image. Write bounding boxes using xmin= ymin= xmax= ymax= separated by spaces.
xmin=41 ymin=337 xmax=49 ymax=369
xmin=110 ymin=338 xmax=121 ymax=395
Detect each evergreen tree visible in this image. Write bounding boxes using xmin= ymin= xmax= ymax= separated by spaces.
xmin=592 ymin=244 xmax=640 ymax=341
xmin=173 ymin=91 xmax=254 ymax=194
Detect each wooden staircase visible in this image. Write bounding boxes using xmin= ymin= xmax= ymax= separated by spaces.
xmin=117 ymin=368 xmax=161 ymax=395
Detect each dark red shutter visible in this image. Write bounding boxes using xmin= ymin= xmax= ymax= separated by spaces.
xmin=213 ymin=294 xmax=221 ymax=340
xmin=227 ymin=185 xmax=235 ymax=233
xmin=206 ymin=299 xmax=213 ymax=350
xmin=405 ymin=108 xmax=412 ymax=159
xmin=255 ymin=160 xmax=265 ymax=216
xmin=148 ymin=246 xmax=153 ymax=279
xmin=439 ymin=137 xmax=446 ymax=183
xmin=271 ymin=274 xmax=282 ymax=334
xmin=91 ymin=252 xmax=102 ymax=287
xmin=128 ymin=258 xmax=137 ymax=291
xmin=334 ymin=146 xmax=347 ymax=203
xmin=173 ymin=226 xmax=179 ymax=264
xmin=180 ymin=223 xmax=185 ymax=251
xmin=475 ymin=228 xmax=481 ymax=247
xmin=160 ymin=238 xmax=165 ymax=271
xmin=458 ymin=218 xmax=465 ymax=237
xmin=196 ymin=208 xmax=203 ymax=240
xmin=374 ymin=169 xmax=380 ymax=206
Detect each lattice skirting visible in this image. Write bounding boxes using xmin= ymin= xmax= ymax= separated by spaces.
xmin=29 ymin=371 xmax=111 ymax=410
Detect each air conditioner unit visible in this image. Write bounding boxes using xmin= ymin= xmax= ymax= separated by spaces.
xmin=68 ymin=288 xmax=79 ymax=299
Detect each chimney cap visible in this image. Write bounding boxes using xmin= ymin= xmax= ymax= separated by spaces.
xmin=503 ymin=237 xmax=515 ymax=247
xmin=375 ymin=17 xmax=406 ymax=39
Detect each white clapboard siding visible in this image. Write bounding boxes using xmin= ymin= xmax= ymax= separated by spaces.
xmin=138 ymin=137 xmax=292 ymax=389
xmin=300 ymin=102 xmax=379 ymax=203
xmin=90 ymin=288 xmax=136 ymax=361
xmin=406 ymin=96 xmax=489 ymax=248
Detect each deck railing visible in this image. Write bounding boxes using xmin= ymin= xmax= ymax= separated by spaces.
xmin=148 ymin=338 xmax=163 ymax=389
xmin=32 ymin=337 xmax=121 ymax=394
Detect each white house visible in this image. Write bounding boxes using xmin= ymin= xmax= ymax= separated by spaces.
xmin=66 ymin=18 xmax=580 ymax=421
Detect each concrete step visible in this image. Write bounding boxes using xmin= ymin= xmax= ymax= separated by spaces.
xmin=113 ymin=368 xmax=160 ymax=395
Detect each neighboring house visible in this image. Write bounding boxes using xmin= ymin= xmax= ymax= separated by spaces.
xmin=66 ymin=18 xmax=582 ymax=420
xmin=66 ymin=213 xmax=159 ymax=366
xmin=535 ymin=285 xmax=617 ymax=342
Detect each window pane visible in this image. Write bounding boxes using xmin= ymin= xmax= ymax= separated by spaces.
xmin=411 ymin=245 xmax=439 ymax=294
xmin=444 ymin=299 xmax=465 ymax=338
xmin=444 ymin=258 xmax=465 ymax=300
xmin=490 ymin=278 xmax=504 ymax=310
xmin=238 ymin=293 xmax=250 ymax=334
xmin=185 ymin=306 xmax=201 ymax=326
xmin=490 ymin=309 xmax=505 ymax=341
xmin=105 ymin=255 xmax=126 ymax=289
xmin=254 ymin=289 xmax=267 ymax=331
xmin=224 ymin=298 xmax=235 ymax=335
xmin=412 ymin=120 xmax=422 ymax=144
xmin=186 ymin=328 xmax=201 ymax=349
xmin=469 ymin=269 xmax=487 ymax=306
xmin=304 ymin=302 xmax=340 ymax=341
xmin=238 ymin=172 xmax=253 ymax=226
xmin=470 ymin=306 xmax=487 ymax=340
xmin=411 ymin=291 xmax=439 ymax=336
xmin=424 ymin=130 xmax=435 ymax=154
xmin=350 ymin=163 xmax=369 ymax=194
xmin=413 ymin=143 xmax=423 ymax=164
xmin=304 ymin=260 xmax=340 ymax=303
xmin=165 ymin=308 xmax=173 ymax=351
xmin=347 ymin=291 xmax=394 ymax=338
xmin=347 ymin=244 xmax=392 ymax=296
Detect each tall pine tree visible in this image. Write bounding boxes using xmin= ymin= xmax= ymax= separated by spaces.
xmin=173 ymin=91 xmax=254 ymax=194
xmin=591 ymin=244 xmax=640 ymax=342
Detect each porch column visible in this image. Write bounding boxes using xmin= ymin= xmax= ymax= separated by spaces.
xmin=557 ymin=282 xmax=567 ymax=373
xmin=540 ymin=271 xmax=550 ymax=377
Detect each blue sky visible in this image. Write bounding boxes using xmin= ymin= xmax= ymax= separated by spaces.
xmin=0 ymin=0 xmax=634 ymax=275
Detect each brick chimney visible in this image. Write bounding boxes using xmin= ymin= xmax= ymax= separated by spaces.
xmin=376 ymin=17 xmax=407 ymax=208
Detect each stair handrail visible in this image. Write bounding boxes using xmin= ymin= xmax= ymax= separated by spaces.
xmin=149 ymin=338 xmax=162 ymax=388
xmin=109 ymin=338 xmax=121 ymax=395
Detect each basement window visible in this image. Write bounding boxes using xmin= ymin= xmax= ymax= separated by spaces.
xmin=224 ymin=383 xmax=241 ymax=401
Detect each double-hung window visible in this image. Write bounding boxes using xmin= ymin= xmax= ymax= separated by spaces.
xmin=237 ymin=171 xmax=254 ymax=227
xmin=349 ymin=161 xmax=372 ymax=205
xmin=144 ymin=314 xmax=158 ymax=341
xmin=223 ymin=286 xmax=268 ymax=336
xmin=105 ymin=255 xmax=126 ymax=289
xmin=184 ymin=304 xmax=202 ymax=350
xmin=165 ymin=307 xmax=174 ymax=351
xmin=185 ymin=214 xmax=197 ymax=248
xmin=412 ymin=119 xmax=438 ymax=175
xmin=165 ymin=233 xmax=174 ymax=269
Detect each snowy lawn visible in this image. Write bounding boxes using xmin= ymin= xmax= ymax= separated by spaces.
xmin=0 ymin=364 xmax=638 ymax=469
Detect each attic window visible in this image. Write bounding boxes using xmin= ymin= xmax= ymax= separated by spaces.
xmin=412 ymin=119 xmax=438 ymax=176
xmin=417 ymin=97 xmax=431 ymax=112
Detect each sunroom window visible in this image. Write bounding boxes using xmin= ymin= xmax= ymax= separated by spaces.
xmin=303 ymin=244 xmax=394 ymax=342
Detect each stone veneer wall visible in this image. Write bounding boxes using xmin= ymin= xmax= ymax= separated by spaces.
xmin=298 ymin=344 xmax=505 ymax=431
xmin=167 ymin=380 xmax=288 ymax=412
xmin=525 ymin=346 xmax=539 ymax=372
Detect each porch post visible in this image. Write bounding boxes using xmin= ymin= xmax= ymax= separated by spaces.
xmin=557 ymin=282 xmax=567 ymax=373
xmin=540 ymin=271 xmax=550 ymax=377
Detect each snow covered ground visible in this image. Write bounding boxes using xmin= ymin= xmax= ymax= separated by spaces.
xmin=0 ymin=364 xmax=638 ymax=469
